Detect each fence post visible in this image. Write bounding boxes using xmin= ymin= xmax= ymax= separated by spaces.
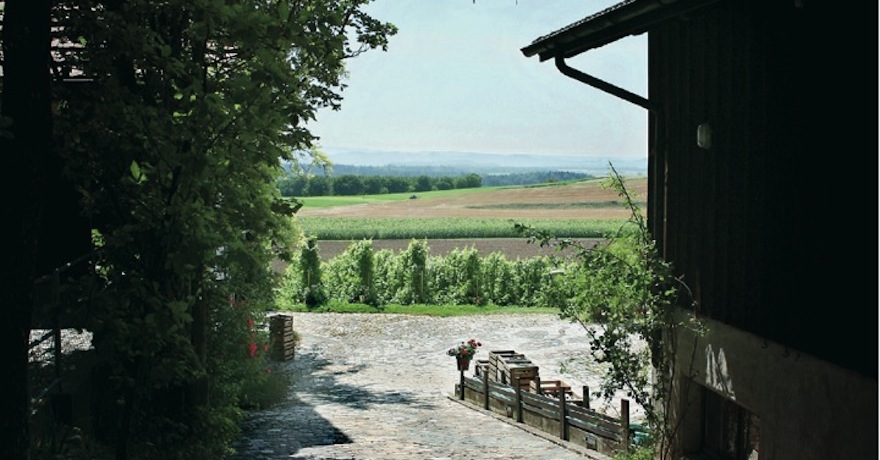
xmin=558 ymin=389 xmax=567 ymax=440
xmin=583 ymin=385 xmax=590 ymax=410
xmin=459 ymin=370 xmax=465 ymax=400
xmin=483 ymin=368 xmax=490 ymax=410
xmin=621 ymin=399 xmax=630 ymax=453
xmin=515 ymin=379 xmax=523 ymax=423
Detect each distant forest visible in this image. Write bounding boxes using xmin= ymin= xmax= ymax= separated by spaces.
xmin=277 ymin=165 xmax=593 ymax=197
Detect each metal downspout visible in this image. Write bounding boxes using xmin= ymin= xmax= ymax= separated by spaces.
xmin=554 ymin=54 xmax=656 ymax=113
xmin=553 ymin=54 xmax=665 ymax=246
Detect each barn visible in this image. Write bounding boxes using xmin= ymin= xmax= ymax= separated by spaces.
xmin=522 ymin=1 xmax=878 ymax=458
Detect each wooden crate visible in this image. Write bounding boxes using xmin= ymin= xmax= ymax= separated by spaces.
xmin=488 ymin=350 xmax=523 ymax=383
xmin=504 ymin=364 xmax=539 ymax=390
xmin=269 ymin=314 xmax=295 ymax=361
xmin=530 ymin=379 xmax=574 ymax=398
xmin=485 ymin=349 xmax=541 ymax=391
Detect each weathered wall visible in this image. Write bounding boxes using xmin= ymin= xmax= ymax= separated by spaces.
xmin=673 ymin=314 xmax=878 ymax=460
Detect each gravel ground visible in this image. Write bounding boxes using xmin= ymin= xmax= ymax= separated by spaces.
xmin=231 ymin=312 xmax=644 ymax=459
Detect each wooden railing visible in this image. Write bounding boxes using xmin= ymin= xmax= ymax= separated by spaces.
xmin=455 ymin=349 xmax=640 ymax=457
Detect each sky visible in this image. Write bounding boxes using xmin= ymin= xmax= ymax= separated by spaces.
xmin=307 ymin=0 xmax=649 ymax=159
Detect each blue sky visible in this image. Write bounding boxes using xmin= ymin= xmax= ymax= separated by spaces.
xmin=308 ymin=0 xmax=648 ymax=158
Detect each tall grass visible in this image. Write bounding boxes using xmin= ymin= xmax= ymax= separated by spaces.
xmin=296 ymin=217 xmax=632 ymax=240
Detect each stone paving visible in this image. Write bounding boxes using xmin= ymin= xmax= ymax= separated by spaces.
xmin=230 ymin=312 xmax=636 ymax=460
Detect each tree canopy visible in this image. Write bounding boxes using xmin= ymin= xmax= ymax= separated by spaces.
xmin=1 ymin=1 xmax=396 ymax=458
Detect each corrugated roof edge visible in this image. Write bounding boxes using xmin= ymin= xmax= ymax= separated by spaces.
xmin=528 ymin=0 xmax=636 ymax=46
xmin=521 ymin=0 xmax=719 ymax=60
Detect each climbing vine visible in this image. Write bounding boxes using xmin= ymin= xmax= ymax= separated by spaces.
xmin=516 ymin=165 xmax=705 ymax=460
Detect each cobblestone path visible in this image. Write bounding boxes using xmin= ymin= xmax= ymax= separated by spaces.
xmin=230 ymin=313 xmax=624 ymax=460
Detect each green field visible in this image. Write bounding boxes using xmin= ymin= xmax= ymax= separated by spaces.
xmin=295 ymin=216 xmax=633 ymax=240
xmin=292 ymin=178 xmax=645 ymax=240
xmin=294 ymin=182 xmax=577 ymax=209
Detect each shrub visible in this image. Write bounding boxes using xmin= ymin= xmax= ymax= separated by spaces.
xmin=299 ymin=236 xmax=326 ymax=309
xmin=323 ymin=239 xmax=377 ymax=305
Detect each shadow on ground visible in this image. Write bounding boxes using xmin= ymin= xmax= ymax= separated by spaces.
xmin=229 ymin=348 xmax=435 ymax=459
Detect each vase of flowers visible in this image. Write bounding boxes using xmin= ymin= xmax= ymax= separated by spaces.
xmin=447 ymin=338 xmax=482 ymax=371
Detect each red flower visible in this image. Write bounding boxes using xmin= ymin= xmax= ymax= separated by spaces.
xmin=248 ymin=342 xmax=257 ymax=358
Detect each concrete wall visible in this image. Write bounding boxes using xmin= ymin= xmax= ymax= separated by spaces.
xmin=673 ymin=315 xmax=878 ymax=460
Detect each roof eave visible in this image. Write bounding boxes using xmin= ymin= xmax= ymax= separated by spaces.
xmin=521 ymin=0 xmax=722 ymax=61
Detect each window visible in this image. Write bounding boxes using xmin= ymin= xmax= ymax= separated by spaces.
xmin=701 ymin=387 xmax=760 ymax=460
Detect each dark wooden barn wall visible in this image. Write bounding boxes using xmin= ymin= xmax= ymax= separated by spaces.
xmin=647 ymin=0 xmax=877 ymax=377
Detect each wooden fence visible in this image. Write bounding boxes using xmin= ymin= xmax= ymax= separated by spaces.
xmin=455 ymin=351 xmax=637 ymax=457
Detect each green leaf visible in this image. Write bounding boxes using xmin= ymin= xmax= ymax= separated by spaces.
xmin=129 ymin=161 xmax=142 ymax=181
xmin=279 ymin=0 xmax=289 ymax=21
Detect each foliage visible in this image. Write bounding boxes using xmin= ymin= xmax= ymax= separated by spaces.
xmin=322 ymin=163 xmax=595 ymax=184
xmin=480 ymin=252 xmax=516 ymax=306
xmin=446 ymin=339 xmax=483 ymax=360
xmin=431 ymin=247 xmax=483 ymax=305
xmin=278 ymin=172 xmax=490 ymax=197
xmin=614 ymin=445 xmax=657 ymax=460
xmin=515 ymin=164 xmax=704 ymax=460
xmin=395 ymin=239 xmax=430 ymax=304
xmin=238 ymin=364 xmax=291 ymax=411
xmin=40 ymin=0 xmax=396 ymax=457
xmin=372 ymin=249 xmax=402 ymax=305
xmin=279 ymin=302 xmax=560 ymax=316
xmin=322 ymin=239 xmax=377 ymax=305
xmin=278 ymin=240 xmax=573 ymax=309
xmin=297 ymin=217 xmax=630 ymax=240
xmin=300 ymin=236 xmax=327 ymax=309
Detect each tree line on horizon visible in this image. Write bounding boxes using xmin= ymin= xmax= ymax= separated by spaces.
xmin=277 ymin=169 xmax=592 ymax=197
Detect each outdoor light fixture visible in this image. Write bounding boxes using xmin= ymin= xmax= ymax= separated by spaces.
xmin=697 ymin=123 xmax=712 ymax=150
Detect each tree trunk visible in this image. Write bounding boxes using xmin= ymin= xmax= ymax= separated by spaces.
xmin=0 ymin=1 xmax=53 ymax=459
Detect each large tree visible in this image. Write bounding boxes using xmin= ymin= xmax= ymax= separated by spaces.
xmin=1 ymin=1 xmax=395 ymax=458
xmin=1 ymin=2 xmax=55 ymax=459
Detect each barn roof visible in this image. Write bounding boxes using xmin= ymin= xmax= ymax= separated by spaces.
xmin=520 ymin=0 xmax=720 ymax=61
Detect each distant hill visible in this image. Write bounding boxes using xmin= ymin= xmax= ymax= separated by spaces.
xmin=321 ymin=148 xmax=647 ymax=177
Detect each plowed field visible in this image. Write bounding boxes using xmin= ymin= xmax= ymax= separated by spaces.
xmin=297 ymin=177 xmax=647 ymax=220
xmin=299 ymin=177 xmax=646 ymax=260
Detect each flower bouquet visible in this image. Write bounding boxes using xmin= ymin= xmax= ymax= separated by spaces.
xmin=447 ymin=338 xmax=482 ymax=371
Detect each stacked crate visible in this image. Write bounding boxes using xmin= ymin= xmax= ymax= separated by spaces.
xmin=529 ymin=379 xmax=574 ymax=399
xmin=269 ymin=314 xmax=296 ymax=361
xmin=487 ymin=349 xmax=539 ymax=392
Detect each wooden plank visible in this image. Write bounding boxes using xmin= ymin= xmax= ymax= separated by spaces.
xmin=530 ymin=379 xmax=571 ymax=394
xmin=520 ymin=400 xmax=559 ymax=420
xmin=568 ymin=414 xmax=622 ymax=435
xmin=567 ymin=416 xmax=622 ymax=442
xmin=488 ymin=350 xmax=518 ymax=358
xmin=568 ymin=404 xmax=623 ymax=426
xmin=521 ymin=392 xmax=561 ymax=411
xmin=507 ymin=367 xmax=538 ymax=382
